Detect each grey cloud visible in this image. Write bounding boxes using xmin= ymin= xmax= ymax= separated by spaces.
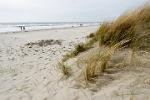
xmin=0 ymin=0 xmax=148 ymax=22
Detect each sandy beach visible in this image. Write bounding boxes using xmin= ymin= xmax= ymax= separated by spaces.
xmin=0 ymin=26 xmax=98 ymax=100
xmin=0 ymin=24 xmax=150 ymax=100
xmin=1 ymin=0 xmax=150 ymax=100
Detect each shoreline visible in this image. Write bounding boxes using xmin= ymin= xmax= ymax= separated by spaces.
xmin=0 ymin=25 xmax=98 ymax=35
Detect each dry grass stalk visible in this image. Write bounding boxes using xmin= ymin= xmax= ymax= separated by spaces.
xmin=96 ymin=4 xmax=150 ymax=50
xmin=58 ymin=61 xmax=71 ymax=77
xmin=82 ymin=39 xmax=131 ymax=82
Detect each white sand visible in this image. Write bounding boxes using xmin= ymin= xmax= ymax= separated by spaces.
xmin=0 ymin=26 xmax=150 ymax=100
xmin=0 ymin=26 xmax=98 ymax=100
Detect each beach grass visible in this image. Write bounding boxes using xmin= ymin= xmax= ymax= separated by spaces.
xmin=62 ymin=35 xmax=97 ymax=62
xmin=96 ymin=4 xmax=150 ymax=50
xmin=80 ymin=5 xmax=150 ymax=83
xmin=58 ymin=61 xmax=71 ymax=77
xmin=60 ymin=4 xmax=150 ymax=84
xmin=82 ymin=39 xmax=130 ymax=82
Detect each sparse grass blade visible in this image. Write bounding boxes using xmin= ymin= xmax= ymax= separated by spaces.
xmin=82 ymin=39 xmax=131 ymax=83
xmin=58 ymin=61 xmax=71 ymax=77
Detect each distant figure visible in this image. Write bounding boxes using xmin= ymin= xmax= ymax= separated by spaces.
xmin=19 ymin=26 xmax=23 ymax=31
xmin=18 ymin=26 xmax=26 ymax=31
xmin=80 ymin=24 xmax=83 ymax=27
xmin=23 ymin=26 xmax=25 ymax=31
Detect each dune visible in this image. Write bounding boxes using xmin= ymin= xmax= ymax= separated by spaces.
xmin=56 ymin=4 xmax=150 ymax=100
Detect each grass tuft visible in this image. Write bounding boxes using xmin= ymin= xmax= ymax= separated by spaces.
xmin=62 ymin=41 xmax=96 ymax=62
xmin=58 ymin=61 xmax=71 ymax=77
xmin=73 ymin=43 xmax=87 ymax=56
xmin=87 ymin=33 xmax=95 ymax=38
xmin=82 ymin=39 xmax=130 ymax=82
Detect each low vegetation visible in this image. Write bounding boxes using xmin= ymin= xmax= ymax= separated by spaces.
xmin=60 ymin=4 xmax=150 ymax=84
xmin=26 ymin=39 xmax=62 ymax=47
xmin=80 ymin=4 xmax=150 ymax=83
xmin=58 ymin=61 xmax=71 ymax=77
xmin=87 ymin=32 xmax=95 ymax=38
xmin=62 ymin=43 xmax=88 ymax=62
xmin=62 ymin=34 xmax=97 ymax=62
xmin=96 ymin=5 xmax=150 ymax=50
xmin=83 ymin=39 xmax=130 ymax=82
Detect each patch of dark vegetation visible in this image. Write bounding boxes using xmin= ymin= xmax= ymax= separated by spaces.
xmin=62 ymin=43 xmax=88 ymax=62
xmin=87 ymin=33 xmax=95 ymax=38
xmin=62 ymin=41 xmax=96 ymax=62
xmin=26 ymin=39 xmax=63 ymax=47
xmin=73 ymin=43 xmax=88 ymax=56
xmin=62 ymin=33 xmax=98 ymax=62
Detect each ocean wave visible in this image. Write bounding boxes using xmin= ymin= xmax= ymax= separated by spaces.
xmin=0 ymin=22 xmax=99 ymax=33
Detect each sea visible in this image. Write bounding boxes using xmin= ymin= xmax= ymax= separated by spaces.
xmin=0 ymin=22 xmax=99 ymax=33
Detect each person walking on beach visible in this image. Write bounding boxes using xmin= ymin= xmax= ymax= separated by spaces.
xmin=19 ymin=26 xmax=26 ymax=31
xmin=19 ymin=26 xmax=23 ymax=31
xmin=23 ymin=26 xmax=25 ymax=31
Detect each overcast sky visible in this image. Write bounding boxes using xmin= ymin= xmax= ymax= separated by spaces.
xmin=0 ymin=0 xmax=148 ymax=22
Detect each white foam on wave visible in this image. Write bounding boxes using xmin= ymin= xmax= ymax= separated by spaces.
xmin=0 ymin=22 xmax=99 ymax=33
